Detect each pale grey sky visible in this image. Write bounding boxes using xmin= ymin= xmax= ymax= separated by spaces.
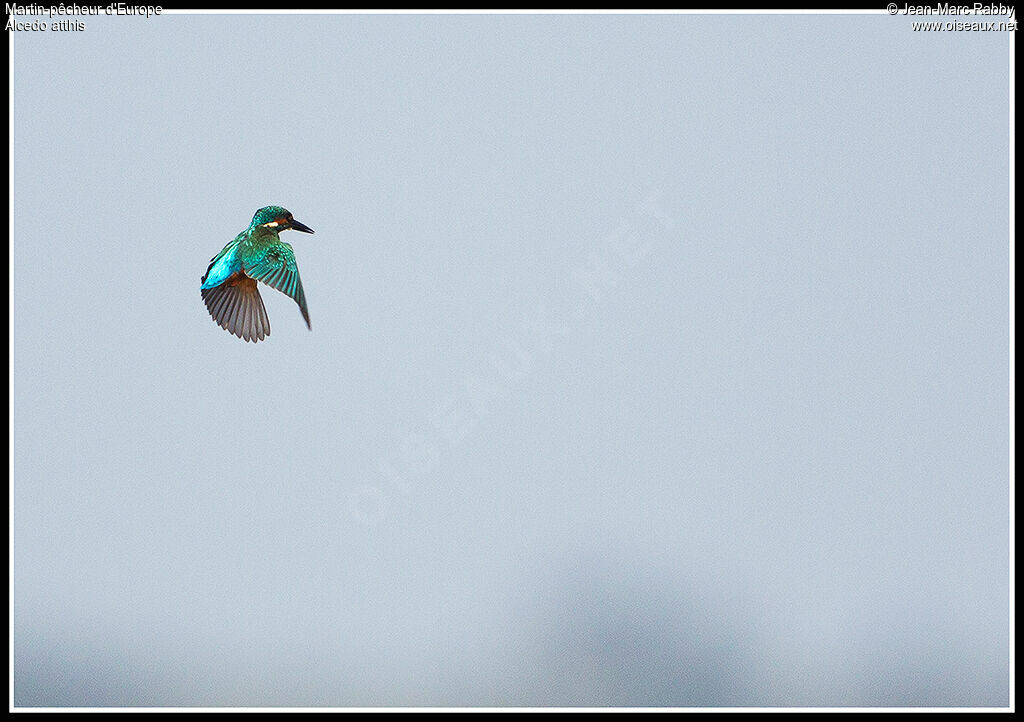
xmin=13 ymin=12 xmax=1010 ymax=707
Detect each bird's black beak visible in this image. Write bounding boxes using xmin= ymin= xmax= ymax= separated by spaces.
xmin=290 ymin=218 xmax=315 ymax=234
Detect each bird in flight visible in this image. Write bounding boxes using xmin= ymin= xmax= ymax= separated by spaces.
xmin=201 ymin=206 xmax=314 ymax=343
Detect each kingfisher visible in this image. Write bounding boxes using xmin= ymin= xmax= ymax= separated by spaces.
xmin=201 ymin=206 xmax=314 ymax=343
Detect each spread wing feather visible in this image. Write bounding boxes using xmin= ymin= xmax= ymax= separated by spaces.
xmin=244 ymin=243 xmax=311 ymax=330
xmin=201 ymin=274 xmax=270 ymax=343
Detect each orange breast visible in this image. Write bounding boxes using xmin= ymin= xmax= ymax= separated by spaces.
xmin=226 ymin=272 xmax=257 ymax=291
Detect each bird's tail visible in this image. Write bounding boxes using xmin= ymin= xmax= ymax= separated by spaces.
xmin=201 ymin=275 xmax=271 ymax=343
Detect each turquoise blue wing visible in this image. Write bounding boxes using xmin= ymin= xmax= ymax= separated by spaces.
xmin=243 ymin=242 xmax=311 ymax=330
xmin=201 ymin=239 xmax=242 ymax=290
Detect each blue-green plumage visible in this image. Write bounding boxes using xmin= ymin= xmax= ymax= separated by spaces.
xmin=201 ymin=206 xmax=314 ymax=343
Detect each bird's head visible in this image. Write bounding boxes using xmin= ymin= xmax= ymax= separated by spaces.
xmin=250 ymin=206 xmax=314 ymax=234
